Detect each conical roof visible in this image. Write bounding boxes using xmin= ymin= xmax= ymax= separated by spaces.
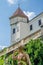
xmin=10 ymin=7 xmax=28 ymax=19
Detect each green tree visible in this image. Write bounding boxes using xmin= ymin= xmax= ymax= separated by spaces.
xmin=24 ymin=38 xmax=43 ymax=65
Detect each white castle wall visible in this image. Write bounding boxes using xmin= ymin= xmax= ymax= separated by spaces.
xmin=10 ymin=13 xmax=43 ymax=44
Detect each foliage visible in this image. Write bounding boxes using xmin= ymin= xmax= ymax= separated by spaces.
xmin=19 ymin=60 xmax=27 ymax=65
xmin=0 ymin=55 xmax=6 ymax=65
xmin=14 ymin=51 xmax=19 ymax=56
xmin=13 ymin=60 xmax=18 ymax=65
xmin=24 ymin=38 xmax=43 ymax=65
xmin=0 ymin=38 xmax=43 ymax=65
xmin=0 ymin=58 xmax=4 ymax=65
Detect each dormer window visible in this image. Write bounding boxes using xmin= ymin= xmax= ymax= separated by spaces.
xmin=38 ymin=19 xmax=41 ymax=26
xmin=13 ymin=28 xmax=15 ymax=34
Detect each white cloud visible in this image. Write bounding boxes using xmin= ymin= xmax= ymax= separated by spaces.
xmin=23 ymin=11 xmax=36 ymax=20
xmin=7 ymin=0 xmax=18 ymax=5
xmin=7 ymin=0 xmax=26 ymax=5
xmin=0 ymin=45 xmax=7 ymax=50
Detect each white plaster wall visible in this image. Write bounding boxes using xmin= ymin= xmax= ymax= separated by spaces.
xmin=10 ymin=17 xmax=27 ymax=25
xmin=17 ymin=17 xmax=27 ymax=23
xmin=28 ymin=13 xmax=43 ymax=35
xmin=19 ymin=13 xmax=43 ymax=40
xmin=11 ymin=22 xmax=20 ymax=44
xmin=10 ymin=13 xmax=43 ymax=44
xmin=41 ymin=16 xmax=43 ymax=24
xmin=20 ymin=22 xmax=29 ymax=40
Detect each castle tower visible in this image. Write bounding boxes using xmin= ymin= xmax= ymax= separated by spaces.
xmin=9 ymin=7 xmax=29 ymax=44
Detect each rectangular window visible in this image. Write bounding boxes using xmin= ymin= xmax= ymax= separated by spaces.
xmin=38 ymin=19 xmax=41 ymax=26
xmin=30 ymin=25 xmax=32 ymax=31
xmin=13 ymin=28 xmax=15 ymax=34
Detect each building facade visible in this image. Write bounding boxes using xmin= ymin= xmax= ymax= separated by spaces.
xmin=10 ymin=7 xmax=43 ymax=45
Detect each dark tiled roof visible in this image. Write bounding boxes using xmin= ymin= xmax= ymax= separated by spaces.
xmin=10 ymin=7 xmax=28 ymax=19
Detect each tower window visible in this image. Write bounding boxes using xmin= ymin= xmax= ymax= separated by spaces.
xmin=38 ymin=19 xmax=41 ymax=26
xmin=13 ymin=28 xmax=15 ymax=34
xmin=30 ymin=25 xmax=33 ymax=31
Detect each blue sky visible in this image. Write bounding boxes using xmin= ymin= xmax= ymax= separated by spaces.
xmin=0 ymin=0 xmax=43 ymax=50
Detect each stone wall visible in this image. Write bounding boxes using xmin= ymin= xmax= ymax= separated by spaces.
xmin=0 ymin=29 xmax=41 ymax=57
